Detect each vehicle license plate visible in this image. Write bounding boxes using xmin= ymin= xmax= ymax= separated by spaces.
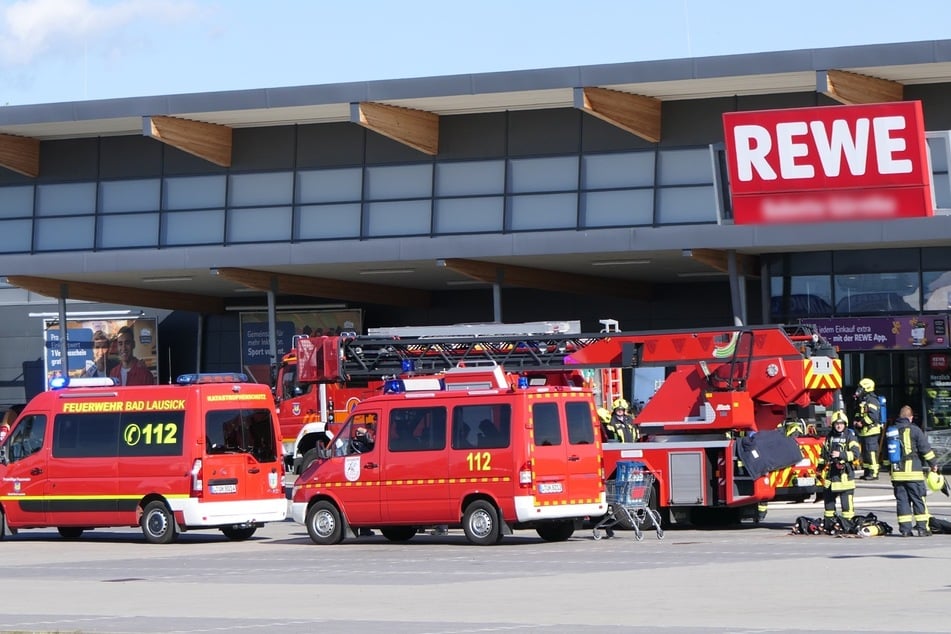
xmin=210 ymin=483 xmax=237 ymax=494
xmin=795 ymin=477 xmax=815 ymax=487
xmin=538 ymin=482 xmax=563 ymax=494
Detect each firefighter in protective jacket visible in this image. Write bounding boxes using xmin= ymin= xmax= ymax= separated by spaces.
xmin=852 ymin=378 xmax=882 ymax=480
xmin=818 ymin=411 xmax=861 ymax=532
xmin=606 ymin=398 xmax=637 ymax=443
xmin=884 ymin=405 xmax=939 ymax=537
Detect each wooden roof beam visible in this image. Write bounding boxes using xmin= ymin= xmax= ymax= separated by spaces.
xmin=0 ymin=133 xmax=39 ymax=177
xmin=214 ymin=268 xmax=431 ymax=308
xmin=6 ymin=276 xmax=225 ymax=314
xmin=574 ymin=87 xmax=661 ymax=143
xmin=351 ymin=102 xmax=439 ymax=155
xmin=143 ymin=115 xmax=232 ymax=167
xmin=817 ymin=69 xmax=903 ymax=105
xmin=440 ymin=258 xmax=652 ymax=301
xmin=686 ymin=249 xmax=760 ymax=278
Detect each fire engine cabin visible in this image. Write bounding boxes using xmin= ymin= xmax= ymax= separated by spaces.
xmin=0 ymin=374 xmax=287 ymax=543
xmin=291 ymin=364 xmax=607 ymax=545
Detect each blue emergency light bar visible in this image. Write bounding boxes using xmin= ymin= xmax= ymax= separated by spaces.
xmin=49 ymin=376 xmax=120 ymax=390
xmin=176 ymin=372 xmax=250 ymax=385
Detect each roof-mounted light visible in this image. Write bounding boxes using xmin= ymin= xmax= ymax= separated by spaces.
xmin=177 ymin=372 xmax=250 ymax=385
xmin=49 ymin=376 xmax=120 ymax=390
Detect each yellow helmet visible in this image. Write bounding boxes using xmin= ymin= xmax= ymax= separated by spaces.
xmin=858 ymin=378 xmax=875 ymax=393
xmin=830 ymin=410 xmax=848 ymax=425
xmin=612 ymin=398 xmax=629 ymax=411
xmin=927 ymin=470 xmax=946 ymax=493
xmin=596 ymin=407 xmax=611 ymax=423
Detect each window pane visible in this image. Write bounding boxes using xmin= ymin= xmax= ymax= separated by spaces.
xmin=366 ymin=200 xmax=430 ymax=236
xmin=933 ymin=173 xmax=950 ymax=209
xmin=0 ymin=185 xmax=34 ymax=218
xmin=229 ymin=172 xmax=293 ymax=206
xmin=35 ymin=216 xmax=94 ymax=250
xmin=36 ymin=182 xmax=96 ymax=216
xmin=164 ymin=175 xmax=226 ymax=210
xmin=100 ymin=213 xmax=159 ymax=248
xmin=298 ymin=168 xmax=362 ymax=203
xmin=509 ymin=156 xmax=578 ymax=193
xmin=435 ymin=160 xmax=504 ymax=196
xmin=655 ymin=186 xmax=717 ymax=224
xmin=164 ymin=209 xmax=224 ymax=245
xmin=583 ymin=189 xmax=653 ymax=227
xmin=927 ymin=136 xmax=948 ymax=171
xmin=532 ymin=402 xmax=562 ymax=446
xmin=228 ymin=206 xmax=292 ymax=243
xmin=566 ymin=401 xmax=595 ymax=445
xmin=582 ymin=152 xmax=654 ymax=189
xmin=387 ymin=407 xmax=446 ymax=452
xmin=657 ymin=148 xmax=714 ymax=185
xmin=366 ymin=164 xmax=432 ymax=199
xmin=923 ymin=271 xmax=951 ymax=311
xmin=0 ymin=219 xmax=32 ymax=253
xmin=298 ymin=203 xmax=361 ymax=239
xmin=100 ymin=179 xmax=160 ymax=213
xmin=834 ymin=273 xmax=920 ymax=314
xmin=452 ymin=404 xmax=511 ymax=450
xmin=510 ymin=193 xmax=576 ymax=230
xmin=434 ymin=197 xmax=503 ymax=233
xmin=769 ymin=275 xmax=833 ymax=320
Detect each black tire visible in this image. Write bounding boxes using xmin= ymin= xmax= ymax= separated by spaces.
xmin=141 ymin=501 xmax=177 ymax=544
xmin=462 ymin=500 xmax=500 ymax=546
xmin=57 ymin=527 xmax=84 ymax=540
xmin=306 ymin=500 xmax=345 ymax=545
xmin=220 ymin=526 xmax=257 ymax=541
xmin=299 ymin=448 xmax=320 ymax=475
xmin=380 ymin=526 xmax=417 ymax=542
xmin=0 ymin=507 xmax=6 ymax=541
xmin=535 ymin=521 xmax=575 ymax=542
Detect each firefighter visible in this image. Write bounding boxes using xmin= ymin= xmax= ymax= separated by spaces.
xmin=818 ymin=410 xmax=861 ymax=532
xmin=609 ymin=398 xmax=637 ymax=443
xmin=852 ymin=378 xmax=882 ymax=480
xmin=884 ymin=405 xmax=939 ymax=537
xmin=597 ymin=407 xmax=615 ymax=442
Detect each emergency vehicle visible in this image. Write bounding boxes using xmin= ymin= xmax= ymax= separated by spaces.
xmin=290 ymin=364 xmax=606 ymax=545
xmin=282 ymin=322 xmax=840 ymax=529
xmin=0 ymin=374 xmax=287 ymax=543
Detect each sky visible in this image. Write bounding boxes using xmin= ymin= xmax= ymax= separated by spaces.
xmin=1 ymin=0 xmax=950 ymax=107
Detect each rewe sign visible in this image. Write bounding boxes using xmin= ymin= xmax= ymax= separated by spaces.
xmin=723 ymin=101 xmax=933 ymax=224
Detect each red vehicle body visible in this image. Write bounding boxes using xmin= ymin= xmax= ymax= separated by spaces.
xmin=281 ymin=323 xmax=841 ymax=528
xmin=0 ymin=374 xmax=287 ymax=543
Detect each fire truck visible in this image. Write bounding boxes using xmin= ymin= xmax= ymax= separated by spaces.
xmin=276 ymin=323 xmax=841 ymax=526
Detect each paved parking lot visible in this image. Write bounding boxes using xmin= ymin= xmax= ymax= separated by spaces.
xmin=0 ymin=481 xmax=949 ymax=633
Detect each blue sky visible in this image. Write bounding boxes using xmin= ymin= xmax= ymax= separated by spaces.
xmin=1 ymin=0 xmax=950 ymax=106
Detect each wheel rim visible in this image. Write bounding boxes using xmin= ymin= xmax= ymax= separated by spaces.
xmin=147 ymin=510 xmax=167 ymax=536
xmin=469 ymin=508 xmax=493 ymax=539
xmin=313 ymin=509 xmax=336 ymax=538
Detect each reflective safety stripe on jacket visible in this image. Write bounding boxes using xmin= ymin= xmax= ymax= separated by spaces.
xmin=887 ymin=424 xmax=937 ymax=481
xmin=856 ymin=395 xmax=882 ymax=437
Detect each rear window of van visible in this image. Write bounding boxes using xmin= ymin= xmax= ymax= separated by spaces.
xmin=205 ymin=408 xmax=278 ymax=463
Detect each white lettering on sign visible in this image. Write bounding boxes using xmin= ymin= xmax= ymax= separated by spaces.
xmin=732 ymin=115 xmax=912 ymax=182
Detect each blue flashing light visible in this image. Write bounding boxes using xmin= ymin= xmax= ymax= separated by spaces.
xmin=401 ymin=359 xmax=416 ymax=373
xmin=49 ymin=375 xmax=69 ymax=390
xmin=177 ymin=372 xmax=250 ymax=385
xmin=517 ymin=376 xmax=529 ymax=389
xmin=383 ymin=379 xmax=405 ymax=394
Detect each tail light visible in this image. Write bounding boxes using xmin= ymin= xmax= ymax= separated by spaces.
xmin=519 ymin=462 xmax=533 ymax=487
xmin=190 ymin=459 xmax=203 ymax=497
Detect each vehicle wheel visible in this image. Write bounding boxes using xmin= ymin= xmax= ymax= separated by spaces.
xmin=462 ymin=500 xmax=500 ymax=546
xmin=220 ymin=526 xmax=257 ymax=541
xmin=57 ymin=527 xmax=84 ymax=540
xmin=380 ymin=526 xmax=417 ymax=542
xmin=141 ymin=501 xmax=177 ymax=544
xmin=536 ymin=521 xmax=575 ymax=542
xmin=299 ymin=448 xmax=320 ymax=475
xmin=0 ymin=507 xmax=6 ymax=541
xmin=306 ymin=501 xmax=345 ymax=545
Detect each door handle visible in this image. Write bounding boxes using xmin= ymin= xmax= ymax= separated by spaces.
xmin=248 ymin=467 xmax=260 ymax=474
xmin=30 ymin=467 xmax=43 ymax=475
xmin=567 ymin=455 xmax=580 ymax=462
xmin=364 ymin=462 xmax=379 ymax=469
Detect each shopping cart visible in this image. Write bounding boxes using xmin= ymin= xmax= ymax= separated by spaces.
xmin=593 ymin=461 xmax=664 ymax=541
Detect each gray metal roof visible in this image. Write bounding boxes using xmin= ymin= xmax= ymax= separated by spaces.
xmin=2 ymin=38 xmax=951 ymax=139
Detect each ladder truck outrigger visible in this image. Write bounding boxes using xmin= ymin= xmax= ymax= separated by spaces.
xmin=275 ymin=323 xmax=841 ymax=526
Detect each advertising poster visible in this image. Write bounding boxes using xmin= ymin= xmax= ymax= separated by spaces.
xmin=239 ymin=310 xmax=362 ymax=384
xmin=44 ymin=317 xmax=159 ymax=387
xmin=801 ymin=315 xmax=949 ymax=351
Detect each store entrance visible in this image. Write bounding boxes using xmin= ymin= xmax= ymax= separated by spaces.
xmin=841 ymin=350 xmax=951 ymax=431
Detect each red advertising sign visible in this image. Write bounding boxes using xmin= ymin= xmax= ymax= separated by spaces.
xmin=723 ymin=101 xmax=933 ymax=224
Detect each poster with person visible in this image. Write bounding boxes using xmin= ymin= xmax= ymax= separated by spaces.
xmin=44 ymin=317 xmax=158 ymax=387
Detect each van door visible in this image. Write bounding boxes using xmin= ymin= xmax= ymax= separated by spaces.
xmin=382 ymin=406 xmax=450 ymax=523
xmin=529 ymin=401 xmax=573 ymax=505
xmin=1 ymin=413 xmax=50 ymax=527
xmin=204 ymin=407 xmax=279 ymax=503
xmin=334 ymin=411 xmax=383 ymax=526
xmin=563 ymin=400 xmax=602 ymax=503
